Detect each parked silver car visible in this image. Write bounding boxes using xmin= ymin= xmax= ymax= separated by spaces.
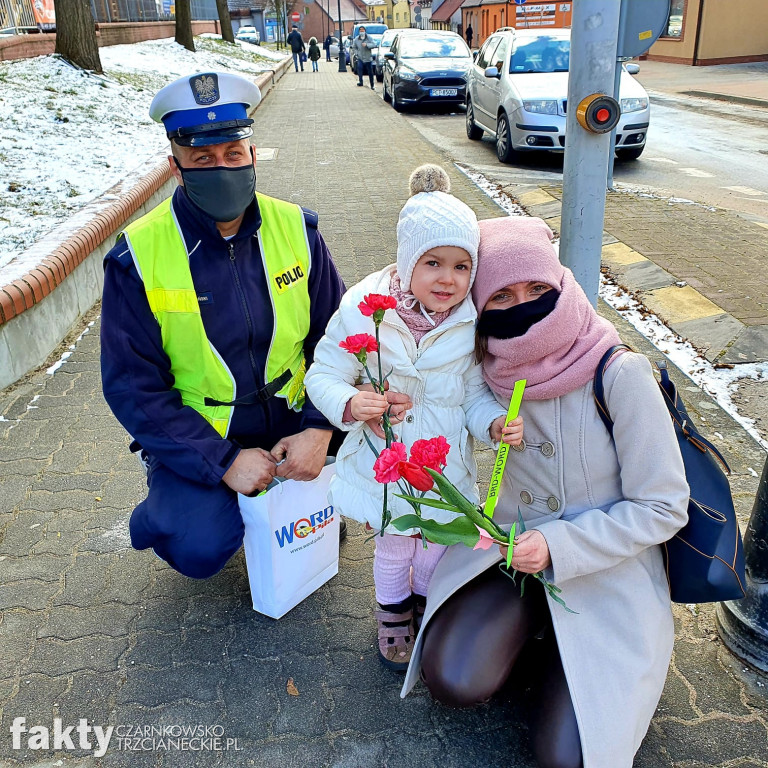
xmin=465 ymin=28 xmax=650 ymax=162
xmin=235 ymin=25 xmax=261 ymax=45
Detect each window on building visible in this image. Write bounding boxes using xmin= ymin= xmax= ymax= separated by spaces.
xmin=396 ymin=12 xmax=400 ymax=21
xmin=660 ymin=0 xmax=684 ymax=38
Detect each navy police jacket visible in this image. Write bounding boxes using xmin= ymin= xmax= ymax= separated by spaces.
xmin=101 ymin=186 xmax=345 ymax=487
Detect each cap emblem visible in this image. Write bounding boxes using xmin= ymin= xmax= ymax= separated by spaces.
xmin=207 ymin=111 xmax=217 ymax=120
xmin=190 ymin=73 xmax=219 ymax=105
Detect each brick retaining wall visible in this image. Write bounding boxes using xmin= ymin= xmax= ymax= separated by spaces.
xmin=0 ymin=20 xmax=218 ymax=62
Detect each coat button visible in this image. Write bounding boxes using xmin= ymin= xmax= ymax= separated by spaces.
xmin=512 ymin=439 xmax=526 ymax=453
xmin=406 ymin=415 xmax=414 ymax=423
xmin=547 ymin=496 xmax=560 ymax=512
xmin=541 ymin=441 xmax=555 ymax=457
xmin=520 ymin=490 xmax=533 ymax=505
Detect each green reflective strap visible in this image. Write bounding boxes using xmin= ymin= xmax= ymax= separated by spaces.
xmin=484 ymin=378 xmax=527 ymax=520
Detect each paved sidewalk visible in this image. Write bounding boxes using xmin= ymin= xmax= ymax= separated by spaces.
xmin=637 ymin=59 xmax=768 ymax=109
xmin=1 ymin=64 xmax=767 ymax=768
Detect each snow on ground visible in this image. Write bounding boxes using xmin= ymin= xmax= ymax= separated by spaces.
xmin=0 ymin=36 xmax=288 ymax=275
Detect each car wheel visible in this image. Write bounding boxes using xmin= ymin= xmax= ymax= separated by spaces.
xmin=466 ymin=99 xmax=484 ymax=140
xmin=496 ymin=112 xmax=517 ymax=164
xmin=392 ymin=86 xmax=405 ymax=112
xmin=615 ymin=145 xmax=645 ymax=161
xmin=383 ymin=78 xmax=391 ymax=103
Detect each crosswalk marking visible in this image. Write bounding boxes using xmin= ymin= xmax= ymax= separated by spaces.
xmin=723 ymin=185 xmax=765 ymax=196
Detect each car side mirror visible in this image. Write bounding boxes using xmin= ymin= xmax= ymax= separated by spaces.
xmin=473 ymin=51 xmax=478 ymax=61
xmin=484 ymin=66 xmax=500 ymax=79
xmin=384 ymin=52 xmax=395 ymax=60
xmin=625 ymin=62 xmax=640 ymax=75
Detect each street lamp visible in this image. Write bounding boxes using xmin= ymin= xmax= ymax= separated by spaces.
xmin=337 ymin=0 xmax=346 ymax=71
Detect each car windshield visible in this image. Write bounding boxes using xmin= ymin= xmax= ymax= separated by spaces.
xmin=366 ymin=34 xmax=384 ymax=47
xmin=400 ymin=35 xmax=470 ymax=59
xmin=509 ymin=35 xmax=570 ymax=73
xmin=359 ymin=24 xmax=387 ymax=36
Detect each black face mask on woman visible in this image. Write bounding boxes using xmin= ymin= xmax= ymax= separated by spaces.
xmin=477 ymin=289 xmax=560 ymax=339
xmin=174 ymin=150 xmax=256 ymax=223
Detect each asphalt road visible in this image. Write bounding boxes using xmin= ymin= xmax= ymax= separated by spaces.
xmin=391 ymin=94 xmax=768 ymax=223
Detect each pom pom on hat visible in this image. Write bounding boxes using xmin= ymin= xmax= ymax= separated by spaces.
xmin=471 ymin=217 xmax=562 ymax=313
xmin=409 ymin=164 xmax=451 ymax=195
xmin=396 ymin=164 xmax=480 ymax=292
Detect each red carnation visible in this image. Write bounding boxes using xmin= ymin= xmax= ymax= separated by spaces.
xmin=410 ymin=437 xmax=450 ymax=473
xmin=359 ymin=294 xmax=397 ymax=324
xmin=339 ymin=334 xmax=379 ymax=360
xmin=374 ymin=442 xmax=408 ymax=484
xmin=398 ymin=461 xmax=434 ymax=492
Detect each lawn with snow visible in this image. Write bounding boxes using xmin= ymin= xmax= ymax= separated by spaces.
xmin=0 ymin=36 xmax=288 ymax=276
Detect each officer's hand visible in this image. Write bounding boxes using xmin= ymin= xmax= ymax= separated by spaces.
xmin=222 ymin=448 xmax=277 ymax=495
xmin=271 ymin=428 xmax=333 ymax=481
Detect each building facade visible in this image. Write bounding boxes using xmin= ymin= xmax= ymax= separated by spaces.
xmin=647 ymin=0 xmax=768 ymax=65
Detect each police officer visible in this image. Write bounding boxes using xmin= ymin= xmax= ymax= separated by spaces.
xmin=100 ymin=72 xmax=345 ymax=579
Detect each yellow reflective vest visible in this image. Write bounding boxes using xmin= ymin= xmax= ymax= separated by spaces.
xmin=123 ymin=193 xmax=311 ymax=438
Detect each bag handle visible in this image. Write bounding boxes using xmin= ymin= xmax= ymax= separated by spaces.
xmin=655 ymin=361 xmax=731 ymax=475
xmin=592 ymin=344 xmax=632 ymax=438
xmin=594 ymin=349 xmax=731 ymax=476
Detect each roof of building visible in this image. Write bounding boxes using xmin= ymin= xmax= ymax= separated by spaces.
xmin=430 ymin=0 xmax=465 ymax=22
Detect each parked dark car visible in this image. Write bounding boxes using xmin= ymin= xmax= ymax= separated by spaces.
xmin=382 ymin=30 xmax=472 ymax=111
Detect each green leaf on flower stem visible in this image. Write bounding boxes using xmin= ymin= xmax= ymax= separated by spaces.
xmin=394 ymin=493 xmax=464 ymax=513
xmin=425 ymin=469 xmax=481 ymax=516
xmin=362 ymin=428 xmax=380 ymax=459
xmin=390 ymin=514 xmax=481 ymax=546
xmin=506 ymin=522 xmax=516 ymax=570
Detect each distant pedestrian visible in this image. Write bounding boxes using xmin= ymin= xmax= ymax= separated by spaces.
xmin=352 ymin=25 xmax=376 ymax=89
xmin=287 ymin=24 xmax=305 ymax=72
xmin=323 ymin=33 xmax=333 ymax=62
xmin=465 ymin=24 xmax=473 ymax=48
xmin=308 ymin=36 xmax=321 ymax=72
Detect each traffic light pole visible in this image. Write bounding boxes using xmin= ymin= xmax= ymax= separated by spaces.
xmin=559 ymin=0 xmax=621 ymax=306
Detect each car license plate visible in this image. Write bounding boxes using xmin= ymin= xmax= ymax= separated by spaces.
xmin=430 ymin=88 xmax=457 ymax=97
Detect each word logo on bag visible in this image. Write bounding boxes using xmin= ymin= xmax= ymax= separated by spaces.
xmin=275 ymin=505 xmax=335 ymax=548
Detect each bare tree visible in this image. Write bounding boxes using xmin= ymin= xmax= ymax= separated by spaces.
xmin=175 ymin=0 xmax=195 ymax=52
xmin=216 ymin=0 xmax=235 ymax=44
xmin=53 ymin=0 xmax=102 ymax=73
xmin=268 ymin=0 xmax=298 ymax=49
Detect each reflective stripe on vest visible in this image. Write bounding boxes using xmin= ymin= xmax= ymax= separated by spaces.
xmin=123 ymin=193 xmax=311 ymax=438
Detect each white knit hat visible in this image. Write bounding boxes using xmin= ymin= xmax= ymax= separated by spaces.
xmin=396 ymin=165 xmax=480 ymax=292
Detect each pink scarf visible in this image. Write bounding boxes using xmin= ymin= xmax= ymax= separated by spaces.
xmin=389 ymin=272 xmax=452 ymax=345
xmin=482 ymin=269 xmax=621 ymax=400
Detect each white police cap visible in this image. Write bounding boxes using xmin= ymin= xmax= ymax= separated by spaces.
xmin=149 ymin=72 xmax=262 ymax=147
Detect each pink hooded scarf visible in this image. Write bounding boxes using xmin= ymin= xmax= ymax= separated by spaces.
xmin=472 ymin=217 xmax=621 ymax=401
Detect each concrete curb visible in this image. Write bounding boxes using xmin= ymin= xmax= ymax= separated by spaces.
xmin=505 ymin=184 xmax=768 ymax=365
xmin=682 ymin=90 xmax=768 ymax=110
xmin=0 ymin=57 xmax=292 ymax=390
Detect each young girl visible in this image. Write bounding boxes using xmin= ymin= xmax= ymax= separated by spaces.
xmin=306 ymin=166 xmax=522 ymax=671
xmin=308 ymin=37 xmax=322 ymax=72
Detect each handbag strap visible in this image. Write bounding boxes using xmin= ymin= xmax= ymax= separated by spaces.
xmin=594 ymin=348 xmax=731 ymax=476
xmin=592 ymin=344 xmax=632 ymax=438
xmin=655 ymin=360 xmax=731 ymax=475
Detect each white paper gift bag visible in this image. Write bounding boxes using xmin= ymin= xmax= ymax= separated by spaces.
xmin=239 ymin=462 xmax=338 ymax=619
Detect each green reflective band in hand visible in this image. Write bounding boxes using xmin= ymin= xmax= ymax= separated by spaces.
xmin=484 ymin=379 xmax=526 ymax=520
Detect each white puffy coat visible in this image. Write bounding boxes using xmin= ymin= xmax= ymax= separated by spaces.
xmin=305 ymin=265 xmax=506 ymax=533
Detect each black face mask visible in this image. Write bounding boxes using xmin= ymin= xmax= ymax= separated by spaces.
xmin=174 ymin=150 xmax=256 ymax=223
xmin=478 ymin=289 xmax=560 ymax=339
